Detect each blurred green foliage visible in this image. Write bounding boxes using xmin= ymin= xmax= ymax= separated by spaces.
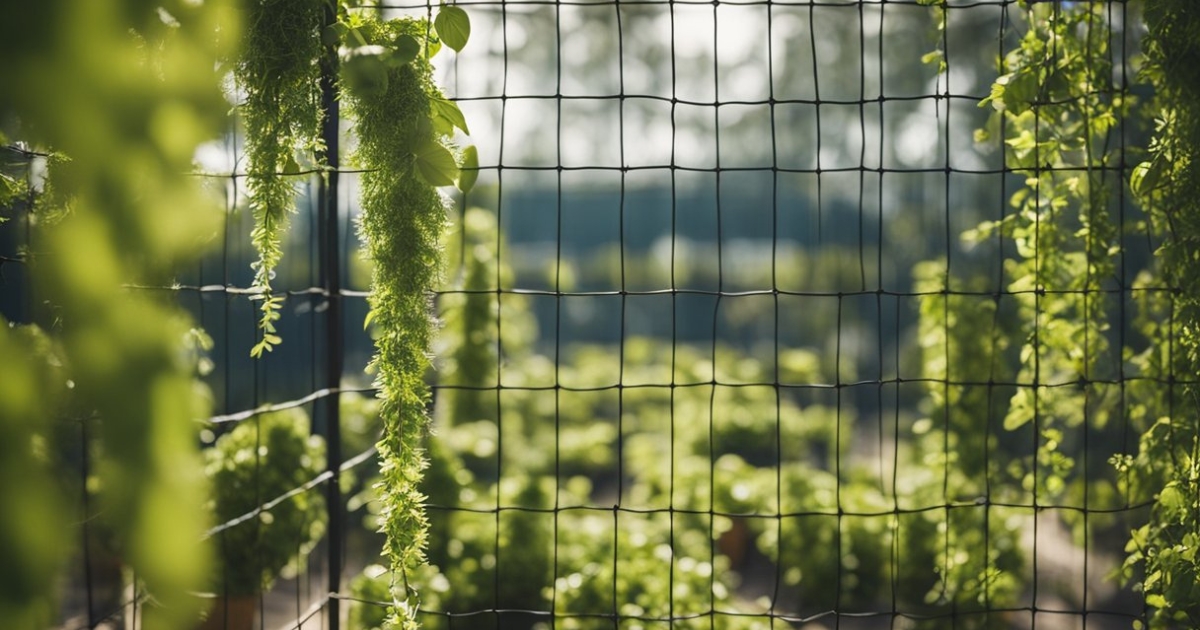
xmin=0 ymin=2 xmax=237 ymax=627
xmin=204 ymin=408 xmax=327 ymax=597
xmin=333 ymin=207 xmax=1031 ymax=630
xmin=0 ymin=323 xmax=68 ymax=626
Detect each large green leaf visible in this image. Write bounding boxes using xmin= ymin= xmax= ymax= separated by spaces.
xmin=413 ymin=141 xmax=458 ymax=187
xmin=435 ymin=5 xmax=470 ymax=53
xmin=430 ymin=97 xmax=470 ymax=135
xmin=390 ymin=34 xmax=420 ymax=66
xmin=1131 ymin=158 xmax=1165 ymax=197
xmin=457 ymin=145 xmax=479 ymax=193
xmin=341 ymin=49 xmax=389 ymax=98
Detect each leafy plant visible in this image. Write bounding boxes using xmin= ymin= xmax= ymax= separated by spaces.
xmin=205 ymin=408 xmax=328 ymax=597
xmin=0 ymin=323 xmax=67 ymax=626
xmin=338 ymin=8 xmax=474 ymax=628
xmin=0 ymin=2 xmax=237 ymax=625
xmin=972 ymin=1 xmax=1127 ymax=506
xmin=1112 ymin=1 xmax=1200 ymax=626
xmin=915 ymin=0 xmax=1200 ymax=624
xmin=237 ymin=0 xmax=325 ymax=357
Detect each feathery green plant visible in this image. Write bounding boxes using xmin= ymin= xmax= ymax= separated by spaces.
xmin=238 ymin=0 xmax=325 ymax=358
xmin=338 ymin=8 xmax=474 ymax=628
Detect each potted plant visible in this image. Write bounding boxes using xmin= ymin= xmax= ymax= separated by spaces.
xmin=200 ymin=407 xmax=327 ymax=630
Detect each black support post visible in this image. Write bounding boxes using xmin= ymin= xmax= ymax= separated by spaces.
xmin=318 ymin=2 xmax=344 ymax=628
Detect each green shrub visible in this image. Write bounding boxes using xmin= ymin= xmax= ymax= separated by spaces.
xmin=205 ymin=408 xmax=327 ymax=596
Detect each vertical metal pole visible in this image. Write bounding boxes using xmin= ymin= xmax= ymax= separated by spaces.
xmin=318 ymin=3 xmax=344 ymax=628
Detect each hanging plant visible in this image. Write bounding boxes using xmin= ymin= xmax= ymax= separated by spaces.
xmin=336 ymin=6 xmax=475 ymax=629
xmin=237 ymin=0 xmax=325 ymax=357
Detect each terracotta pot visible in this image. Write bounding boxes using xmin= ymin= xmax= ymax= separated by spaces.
xmin=198 ymin=594 xmax=258 ymax=630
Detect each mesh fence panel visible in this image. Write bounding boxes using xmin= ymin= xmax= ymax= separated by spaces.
xmin=0 ymin=1 xmax=1168 ymax=629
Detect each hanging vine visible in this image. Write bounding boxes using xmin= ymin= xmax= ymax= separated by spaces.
xmin=233 ymin=0 xmax=475 ymax=622
xmin=1115 ymin=1 xmax=1200 ymax=625
xmin=335 ymin=6 xmax=474 ymax=628
xmin=918 ymin=0 xmax=1200 ymax=623
xmin=237 ymin=0 xmax=325 ymax=357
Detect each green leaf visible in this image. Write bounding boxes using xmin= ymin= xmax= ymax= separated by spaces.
xmin=391 ymin=35 xmax=420 ymax=66
xmin=1001 ymin=70 xmax=1038 ymax=115
xmin=457 ymin=145 xmax=479 ymax=193
xmin=322 ymin=22 xmax=348 ymax=47
xmin=1159 ymin=484 xmax=1188 ymax=518
xmin=1131 ymin=158 xmax=1165 ymax=196
xmin=435 ymin=5 xmax=471 ymax=53
xmin=250 ymin=339 xmax=275 ymax=358
xmin=413 ymin=141 xmax=458 ymax=187
xmin=430 ymin=97 xmax=470 ymax=135
xmin=342 ymin=51 xmax=389 ymax=97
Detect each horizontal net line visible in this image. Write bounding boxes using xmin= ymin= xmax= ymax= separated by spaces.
xmin=375 ymin=0 xmax=1025 ymax=9
xmin=188 ymin=162 xmax=1134 ymax=178
xmin=425 ymin=500 xmax=1155 ymax=518
xmin=432 ymin=375 xmax=1191 ymax=392
xmin=204 ymin=386 xmax=375 ymax=425
xmin=330 ymin=602 xmax=1143 ymax=624
xmin=202 ymin=445 xmax=377 ymax=540
xmin=126 ymin=283 xmax=371 ymax=299
xmin=133 ymin=284 xmax=1179 ymax=300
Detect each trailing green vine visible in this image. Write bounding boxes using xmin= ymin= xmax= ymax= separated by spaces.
xmin=919 ymin=0 xmax=1200 ymax=622
xmin=973 ymin=2 xmax=1126 ymax=508
xmin=1115 ymin=1 xmax=1200 ymax=625
xmin=238 ymin=0 xmax=325 ymax=357
xmin=335 ymin=6 xmax=474 ymax=628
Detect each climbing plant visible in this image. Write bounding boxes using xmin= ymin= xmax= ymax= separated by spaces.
xmin=232 ymin=0 xmax=475 ymax=623
xmin=970 ymin=1 xmax=1126 ymax=506
xmin=335 ymin=6 xmax=474 ymax=628
xmin=1114 ymin=1 xmax=1200 ymax=626
xmin=238 ymin=0 xmax=325 ymax=357
xmin=921 ymin=0 xmax=1200 ymax=623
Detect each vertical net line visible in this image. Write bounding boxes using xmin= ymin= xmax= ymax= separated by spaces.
xmin=668 ymin=0 xmax=680 ymax=626
xmin=808 ymin=1 xmax=823 ymax=242
xmin=871 ymin=2 xmax=892 ymax=621
xmin=1112 ymin=2 xmax=1131 ymax=624
xmin=492 ymin=1 xmax=511 ymax=627
xmin=614 ymin=3 xmax=629 ymax=628
xmin=552 ymin=0 xmax=566 ymax=628
xmin=1030 ymin=2 xmax=1055 ymax=624
xmin=983 ymin=2 xmax=1013 ymax=620
xmin=318 ymin=3 xmax=345 ymax=622
xmin=938 ymin=0 xmax=954 ymax=621
xmin=708 ymin=0 xmax=723 ymax=625
xmin=855 ymin=1 xmax=867 ymax=293
xmin=765 ymin=0 xmax=784 ymax=626
xmin=1081 ymin=6 xmax=1100 ymax=625
xmin=217 ymin=96 xmax=238 ymax=630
